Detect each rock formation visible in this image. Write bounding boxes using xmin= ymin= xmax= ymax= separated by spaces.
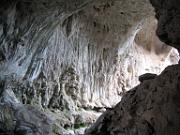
xmin=150 ymin=0 xmax=180 ymax=51
xmin=86 ymin=0 xmax=180 ymax=135
xmin=86 ymin=64 xmax=180 ymax=135
xmin=0 ymin=0 xmax=179 ymax=134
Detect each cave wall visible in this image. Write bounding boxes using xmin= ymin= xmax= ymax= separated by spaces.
xmin=86 ymin=0 xmax=180 ymax=134
xmin=0 ymin=0 xmax=155 ymax=109
xmin=0 ymin=0 xmax=179 ymax=134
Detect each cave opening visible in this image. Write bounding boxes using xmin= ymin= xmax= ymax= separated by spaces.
xmin=0 ymin=0 xmax=180 ymax=135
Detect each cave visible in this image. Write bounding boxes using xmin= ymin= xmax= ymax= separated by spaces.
xmin=0 ymin=0 xmax=180 ymax=135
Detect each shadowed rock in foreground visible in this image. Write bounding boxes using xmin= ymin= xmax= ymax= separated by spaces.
xmin=86 ymin=0 xmax=180 ymax=134
xmin=0 ymin=0 xmax=180 ymax=134
xmin=150 ymin=0 xmax=180 ymax=51
xmin=86 ymin=64 xmax=180 ymax=135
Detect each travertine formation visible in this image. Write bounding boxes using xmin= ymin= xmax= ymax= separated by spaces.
xmin=0 ymin=0 xmax=179 ymax=134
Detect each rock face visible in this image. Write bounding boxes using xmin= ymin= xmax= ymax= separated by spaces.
xmin=150 ymin=0 xmax=180 ymax=51
xmin=0 ymin=0 xmax=179 ymax=134
xmin=86 ymin=0 xmax=180 ymax=134
xmin=0 ymin=80 xmax=55 ymax=135
xmin=86 ymin=64 xmax=180 ymax=135
xmin=0 ymin=0 xmax=155 ymax=110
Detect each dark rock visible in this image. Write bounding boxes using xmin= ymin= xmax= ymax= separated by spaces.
xmin=139 ymin=73 xmax=157 ymax=83
xmin=150 ymin=0 xmax=180 ymax=51
xmin=86 ymin=64 xmax=180 ymax=135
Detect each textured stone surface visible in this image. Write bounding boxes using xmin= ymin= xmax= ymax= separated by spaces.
xmin=0 ymin=80 xmax=55 ymax=135
xmin=150 ymin=0 xmax=180 ymax=51
xmin=0 ymin=0 xmax=179 ymax=134
xmin=86 ymin=64 xmax=180 ymax=135
xmin=85 ymin=0 xmax=180 ymax=134
xmin=0 ymin=0 xmax=155 ymax=110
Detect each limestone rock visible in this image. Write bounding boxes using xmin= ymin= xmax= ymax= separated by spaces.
xmin=86 ymin=64 xmax=180 ymax=135
xmin=85 ymin=0 xmax=180 ymax=134
xmin=0 ymin=81 xmax=55 ymax=135
xmin=0 ymin=0 xmax=179 ymax=134
xmin=0 ymin=0 xmax=156 ymax=110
